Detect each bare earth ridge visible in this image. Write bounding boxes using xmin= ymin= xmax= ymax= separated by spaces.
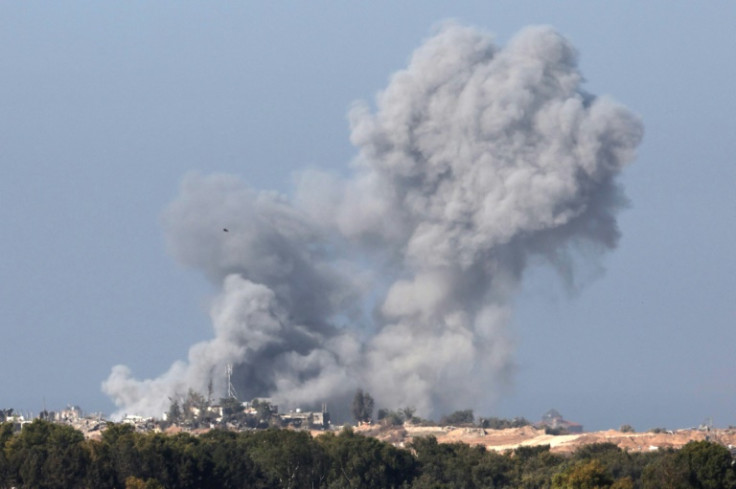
xmin=348 ymin=425 xmax=736 ymax=453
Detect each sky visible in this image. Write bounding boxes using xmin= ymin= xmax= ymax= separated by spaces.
xmin=1 ymin=2 xmax=735 ymax=432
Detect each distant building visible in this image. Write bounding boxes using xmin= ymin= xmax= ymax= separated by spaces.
xmin=207 ymin=405 xmax=224 ymax=421
xmin=279 ymin=404 xmax=330 ymax=430
xmin=122 ymin=414 xmax=148 ymax=424
xmin=57 ymin=405 xmax=83 ymax=423
xmin=252 ymin=398 xmax=278 ymax=414
xmin=538 ymin=409 xmax=583 ymax=434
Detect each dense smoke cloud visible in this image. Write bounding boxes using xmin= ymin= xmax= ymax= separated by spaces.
xmin=103 ymin=23 xmax=642 ymax=419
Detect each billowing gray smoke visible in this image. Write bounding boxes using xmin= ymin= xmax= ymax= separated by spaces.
xmin=103 ymin=23 xmax=643 ymax=419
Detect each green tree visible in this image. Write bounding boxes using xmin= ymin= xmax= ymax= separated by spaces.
xmin=6 ymin=420 xmax=89 ymax=489
xmin=0 ymin=409 xmax=14 ymax=422
xmin=320 ymin=427 xmax=417 ymax=488
xmin=132 ymin=431 xmax=207 ymax=488
xmin=611 ymin=477 xmax=634 ymax=489
xmin=198 ymin=429 xmax=263 ymax=488
xmin=642 ymin=450 xmax=691 ymax=489
xmin=0 ymin=422 xmax=14 ymax=488
xmin=125 ymin=476 xmax=164 ymax=489
xmin=219 ymin=397 xmax=244 ymax=420
xmin=552 ymin=459 xmax=613 ymax=489
xmin=181 ymin=389 xmax=208 ymax=425
xmin=572 ymin=443 xmax=646 ymax=483
xmin=480 ymin=416 xmax=531 ymax=429
xmin=84 ymin=439 xmax=116 ymax=489
xmin=378 ymin=409 xmax=405 ymax=427
xmin=678 ymin=440 xmax=736 ymax=489
xmin=101 ymin=423 xmax=140 ymax=486
xmin=512 ymin=445 xmax=563 ymax=489
xmin=352 ymin=389 xmax=375 ymax=423
xmin=166 ymin=400 xmax=182 ymax=424
xmin=440 ymin=409 xmax=474 ymax=426
xmin=251 ymin=399 xmax=276 ymax=426
xmin=401 ymin=407 xmax=417 ymax=423
xmin=409 ymin=436 xmax=512 ymax=489
xmin=125 ymin=476 xmax=147 ymax=489
xmin=247 ymin=429 xmax=326 ymax=489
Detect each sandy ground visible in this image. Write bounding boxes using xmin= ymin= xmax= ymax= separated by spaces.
xmin=351 ymin=424 xmax=736 ymax=453
xmin=81 ymin=420 xmax=736 ymax=454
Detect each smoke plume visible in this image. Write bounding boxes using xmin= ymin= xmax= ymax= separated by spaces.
xmin=103 ymin=23 xmax=643 ymax=419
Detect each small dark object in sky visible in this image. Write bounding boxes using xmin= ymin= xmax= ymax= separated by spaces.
xmin=223 ymin=228 xmax=229 ymax=232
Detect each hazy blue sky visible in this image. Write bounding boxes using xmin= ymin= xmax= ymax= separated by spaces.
xmin=1 ymin=2 xmax=734 ymax=431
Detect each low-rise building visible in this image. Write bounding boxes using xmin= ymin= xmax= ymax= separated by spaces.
xmin=538 ymin=409 xmax=583 ymax=434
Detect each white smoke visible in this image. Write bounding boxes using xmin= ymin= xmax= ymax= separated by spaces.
xmin=103 ymin=23 xmax=643 ymax=419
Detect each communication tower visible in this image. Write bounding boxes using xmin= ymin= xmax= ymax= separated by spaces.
xmin=226 ymin=364 xmax=238 ymax=400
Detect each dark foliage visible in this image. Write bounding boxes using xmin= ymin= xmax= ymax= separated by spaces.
xmin=0 ymin=421 xmax=734 ymax=489
xmin=480 ymin=416 xmax=531 ymax=430
xmin=439 ymin=410 xmax=475 ymax=426
xmin=352 ymin=389 xmax=375 ymax=424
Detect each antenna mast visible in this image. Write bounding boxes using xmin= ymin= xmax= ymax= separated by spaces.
xmin=226 ymin=364 xmax=238 ymax=400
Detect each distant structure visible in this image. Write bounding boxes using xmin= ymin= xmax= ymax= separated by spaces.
xmin=39 ymin=405 xmax=84 ymax=424
xmin=279 ymin=403 xmax=330 ymax=430
xmin=538 ymin=409 xmax=583 ymax=434
xmin=0 ymin=408 xmax=28 ymax=427
xmin=226 ymin=364 xmax=238 ymax=400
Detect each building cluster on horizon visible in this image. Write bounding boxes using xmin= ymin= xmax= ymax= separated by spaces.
xmin=0 ymin=405 xmax=107 ymax=437
xmin=159 ymin=397 xmax=331 ymax=432
xmin=0 ymin=396 xmax=332 ymax=439
xmin=3 ymin=401 xmax=588 ymax=441
xmin=111 ymin=397 xmax=333 ymax=436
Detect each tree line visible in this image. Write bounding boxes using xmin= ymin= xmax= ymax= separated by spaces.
xmin=352 ymin=390 xmax=531 ymax=430
xmin=1 ymin=419 xmax=735 ymax=489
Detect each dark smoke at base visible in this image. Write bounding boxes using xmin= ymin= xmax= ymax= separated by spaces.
xmin=103 ymin=23 xmax=643 ymax=419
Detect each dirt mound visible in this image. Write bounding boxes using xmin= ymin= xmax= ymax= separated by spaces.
xmin=352 ymin=424 xmax=736 ymax=453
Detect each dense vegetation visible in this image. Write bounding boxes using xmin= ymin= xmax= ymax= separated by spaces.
xmin=1 ymin=420 xmax=735 ymax=489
